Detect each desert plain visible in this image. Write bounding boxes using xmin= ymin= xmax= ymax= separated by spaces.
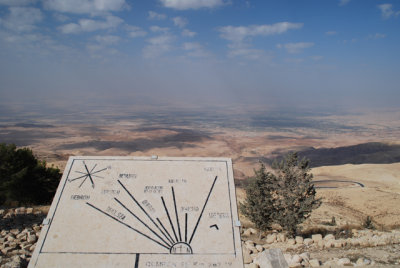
xmin=1 ymin=105 xmax=400 ymax=230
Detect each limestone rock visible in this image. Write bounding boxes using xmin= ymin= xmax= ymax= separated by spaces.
xmin=309 ymin=259 xmax=320 ymax=267
xmin=324 ymin=240 xmax=334 ymax=248
xmin=337 ymin=258 xmax=352 ymax=266
xmin=295 ymin=236 xmax=303 ymax=245
xmin=299 ymin=252 xmax=310 ymax=262
xmin=356 ymin=257 xmax=371 ymax=266
xmin=287 ymin=239 xmax=296 ymax=245
xmin=243 ymin=229 xmax=252 ymax=236
xmin=324 ymin=234 xmax=335 ymax=241
xmin=27 ymin=233 xmax=37 ymax=243
xmin=266 ymin=233 xmax=277 ymax=244
xmin=255 ymin=244 xmax=264 ymax=252
xmin=312 ymin=234 xmax=322 ymax=243
xmin=243 ymin=248 xmax=253 ymax=264
xmin=304 ymin=238 xmax=313 ymax=246
xmin=277 ymin=233 xmax=287 ymax=242
xmin=247 ymin=263 xmax=259 ymax=268
xmin=255 ymin=248 xmax=289 ymax=268
xmin=291 ymin=254 xmax=302 ymax=264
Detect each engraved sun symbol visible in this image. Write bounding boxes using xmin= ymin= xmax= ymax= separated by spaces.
xmin=68 ymin=161 xmax=107 ymax=188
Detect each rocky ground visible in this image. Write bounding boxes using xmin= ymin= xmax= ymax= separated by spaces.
xmin=1 ymin=207 xmax=400 ymax=267
xmin=0 ymin=207 xmax=45 ymax=268
xmin=241 ymin=228 xmax=400 ymax=267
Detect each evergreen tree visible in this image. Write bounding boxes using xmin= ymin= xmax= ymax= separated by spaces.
xmin=241 ymin=153 xmax=321 ymax=237
xmin=0 ymin=143 xmax=62 ymax=205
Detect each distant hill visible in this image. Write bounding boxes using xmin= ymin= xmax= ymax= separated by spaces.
xmin=263 ymin=142 xmax=400 ymax=167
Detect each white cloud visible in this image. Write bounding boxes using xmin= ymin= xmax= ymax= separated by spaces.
xmin=143 ymin=33 xmax=174 ymax=58
xmin=172 ymin=17 xmax=187 ymax=28
xmin=368 ymin=33 xmax=386 ymax=39
xmin=325 ymin=31 xmax=337 ymax=36
xmin=148 ymin=11 xmax=166 ymax=20
xmin=95 ymin=34 xmax=120 ymax=45
xmin=218 ymin=22 xmax=303 ymax=42
xmin=183 ymin=42 xmax=208 ymax=57
xmin=339 ymin=0 xmax=350 ymax=6
xmin=0 ymin=0 xmax=35 ymax=5
xmin=126 ymin=25 xmax=147 ymax=38
xmin=43 ymin=0 xmax=128 ymax=15
xmin=227 ymin=42 xmax=264 ymax=60
xmin=160 ymin=0 xmax=227 ymax=10
xmin=0 ymin=7 xmax=42 ymax=32
xmin=378 ymin=4 xmax=400 ymax=19
xmin=277 ymin=42 xmax=314 ymax=54
xmin=150 ymin=25 xmax=169 ymax=33
xmin=59 ymin=15 xmax=123 ymax=34
xmin=53 ymin=13 xmax=69 ymax=22
xmin=182 ymin=29 xmax=196 ymax=37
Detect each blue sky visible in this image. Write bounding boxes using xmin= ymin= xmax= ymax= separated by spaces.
xmin=0 ymin=0 xmax=399 ymax=111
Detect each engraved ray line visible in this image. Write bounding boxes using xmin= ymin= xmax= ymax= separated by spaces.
xmin=69 ymin=174 xmax=89 ymax=182
xmin=78 ymin=175 xmax=89 ymax=188
xmin=185 ymin=213 xmax=188 ymax=243
xmin=156 ymin=218 xmax=176 ymax=244
xmin=117 ymin=180 xmax=174 ymax=245
xmin=172 ymin=187 xmax=182 ymax=242
xmin=90 ymin=163 xmax=97 ymax=173
xmin=161 ymin=196 xmax=179 ymax=242
xmin=83 ymin=162 xmax=95 ymax=188
xmin=189 ymin=176 xmax=218 ymax=244
xmin=114 ymin=198 xmax=172 ymax=248
xmin=86 ymin=202 xmax=169 ymax=250
xmin=90 ymin=168 xmax=107 ymax=175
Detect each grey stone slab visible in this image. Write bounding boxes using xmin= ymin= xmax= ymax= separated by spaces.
xmin=29 ymin=156 xmax=243 ymax=267
xmin=255 ymin=248 xmax=288 ymax=268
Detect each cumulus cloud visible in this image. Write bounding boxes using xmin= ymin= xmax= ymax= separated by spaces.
xmin=160 ymin=0 xmax=227 ymax=10
xmin=277 ymin=42 xmax=314 ymax=54
xmin=0 ymin=7 xmax=42 ymax=32
xmin=183 ymin=42 xmax=208 ymax=57
xmin=226 ymin=42 xmax=265 ymax=60
xmin=182 ymin=29 xmax=196 ymax=37
xmin=126 ymin=25 xmax=147 ymax=38
xmin=378 ymin=4 xmax=400 ymax=19
xmin=150 ymin=25 xmax=169 ymax=33
xmin=339 ymin=0 xmax=350 ymax=6
xmin=0 ymin=0 xmax=35 ymax=6
xmin=143 ymin=33 xmax=174 ymax=58
xmin=368 ymin=33 xmax=386 ymax=39
xmin=43 ymin=0 xmax=128 ymax=15
xmin=218 ymin=22 xmax=303 ymax=42
xmin=172 ymin=17 xmax=188 ymax=28
xmin=148 ymin=11 xmax=166 ymax=20
xmin=95 ymin=34 xmax=120 ymax=45
xmin=325 ymin=31 xmax=337 ymax=36
xmin=59 ymin=15 xmax=123 ymax=34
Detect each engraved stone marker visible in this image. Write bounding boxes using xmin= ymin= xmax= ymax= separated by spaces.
xmin=29 ymin=156 xmax=244 ymax=267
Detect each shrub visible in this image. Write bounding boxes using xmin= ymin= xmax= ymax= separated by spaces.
xmin=241 ymin=152 xmax=321 ymax=237
xmin=363 ymin=216 xmax=375 ymax=229
xmin=0 ymin=143 xmax=62 ymax=205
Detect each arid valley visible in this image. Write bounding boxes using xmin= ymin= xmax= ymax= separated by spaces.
xmin=1 ymin=106 xmax=400 ymax=230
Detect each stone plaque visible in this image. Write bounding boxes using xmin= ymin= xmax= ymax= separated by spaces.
xmin=29 ymin=156 xmax=243 ymax=267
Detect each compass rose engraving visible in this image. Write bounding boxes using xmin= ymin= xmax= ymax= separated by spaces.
xmin=68 ymin=161 xmax=107 ymax=188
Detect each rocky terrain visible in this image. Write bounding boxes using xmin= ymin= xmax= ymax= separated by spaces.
xmin=1 ymin=207 xmax=400 ymax=267
xmin=241 ymin=227 xmax=400 ymax=267
xmin=0 ymin=207 xmax=45 ymax=268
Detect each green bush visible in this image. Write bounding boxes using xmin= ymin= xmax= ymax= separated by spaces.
xmin=0 ymin=143 xmax=61 ymax=205
xmin=241 ymin=152 xmax=321 ymax=237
